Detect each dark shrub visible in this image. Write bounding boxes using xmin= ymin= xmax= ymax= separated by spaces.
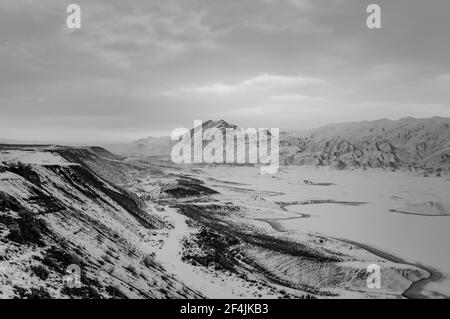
xmin=13 ymin=286 xmax=28 ymax=298
xmin=8 ymin=162 xmax=41 ymax=186
xmin=107 ymin=285 xmax=128 ymax=299
xmin=14 ymin=286 xmax=52 ymax=299
xmin=31 ymin=265 xmax=50 ymax=281
xmin=61 ymin=286 xmax=102 ymax=299
xmin=0 ymin=191 xmax=21 ymax=211
xmin=124 ymin=264 xmax=137 ymax=276
xmin=6 ymin=210 xmax=48 ymax=246
xmin=42 ymin=246 xmax=83 ymax=274
xmin=27 ymin=287 xmax=52 ymax=299
xmin=143 ymin=255 xmax=158 ymax=269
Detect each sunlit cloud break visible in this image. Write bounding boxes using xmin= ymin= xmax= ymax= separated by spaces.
xmin=167 ymin=74 xmax=323 ymax=96
xmin=270 ymin=94 xmax=325 ymax=102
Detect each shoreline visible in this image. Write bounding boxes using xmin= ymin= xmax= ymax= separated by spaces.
xmin=331 ymin=238 xmax=445 ymax=299
xmin=198 ymin=168 xmax=449 ymax=299
xmin=255 ymin=216 xmax=309 ymax=232
xmin=255 ymin=216 xmax=445 ymax=299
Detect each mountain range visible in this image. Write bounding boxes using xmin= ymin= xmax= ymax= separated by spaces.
xmin=104 ymin=117 xmax=450 ymax=171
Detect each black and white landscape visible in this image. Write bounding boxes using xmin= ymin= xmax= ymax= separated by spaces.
xmin=1 ymin=0 xmax=450 ymax=299
xmin=1 ymin=117 xmax=449 ymax=299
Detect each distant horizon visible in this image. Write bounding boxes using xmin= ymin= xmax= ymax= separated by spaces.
xmin=1 ymin=115 xmax=449 ymax=146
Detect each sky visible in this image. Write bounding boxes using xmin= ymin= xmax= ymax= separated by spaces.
xmin=0 ymin=0 xmax=450 ymax=143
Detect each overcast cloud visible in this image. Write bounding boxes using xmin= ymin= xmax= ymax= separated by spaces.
xmin=1 ymin=0 xmax=450 ymax=143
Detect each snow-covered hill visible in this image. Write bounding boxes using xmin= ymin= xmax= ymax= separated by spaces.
xmin=0 ymin=145 xmax=200 ymax=299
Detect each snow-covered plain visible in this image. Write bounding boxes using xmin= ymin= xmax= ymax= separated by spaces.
xmin=192 ymin=165 xmax=450 ymax=298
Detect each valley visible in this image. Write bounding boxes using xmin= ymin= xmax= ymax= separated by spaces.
xmin=0 ymin=144 xmax=439 ymax=298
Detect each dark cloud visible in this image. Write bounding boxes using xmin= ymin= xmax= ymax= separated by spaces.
xmin=0 ymin=0 xmax=449 ymax=143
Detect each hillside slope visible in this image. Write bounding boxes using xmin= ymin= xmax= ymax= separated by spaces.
xmin=0 ymin=145 xmax=201 ymax=299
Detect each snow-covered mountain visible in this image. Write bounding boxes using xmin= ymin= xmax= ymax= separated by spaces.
xmin=187 ymin=120 xmax=271 ymax=164
xmin=105 ymin=136 xmax=172 ymax=158
xmin=105 ymin=120 xmax=268 ymax=163
xmin=281 ymin=117 xmax=450 ymax=170
xmin=105 ymin=117 xmax=450 ymax=172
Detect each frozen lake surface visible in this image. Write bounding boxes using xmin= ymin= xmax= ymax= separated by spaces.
xmin=198 ymin=165 xmax=450 ymax=298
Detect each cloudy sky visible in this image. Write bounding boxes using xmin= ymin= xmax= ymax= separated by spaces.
xmin=1 ymin=0 xmax=450 ymax=143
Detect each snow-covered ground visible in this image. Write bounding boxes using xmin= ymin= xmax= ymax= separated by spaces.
xmin=0 ymin=146 xmax=441 ymax=298
xmin=0 ymin=150 xmax=74 ymax=166
xmin=192 ymin=165 xmax=450 ymax=298
xmin=149 ymin=206 xmax=284 ymax=299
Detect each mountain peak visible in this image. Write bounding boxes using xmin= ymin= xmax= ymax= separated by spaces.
xmin=199 ymin=120 xmax=238 ymax=130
